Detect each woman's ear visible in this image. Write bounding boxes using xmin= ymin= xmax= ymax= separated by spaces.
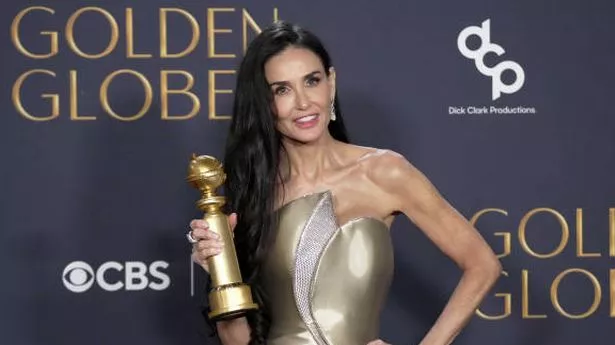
xmin=328 ymin=66 xmax=337 ymax=100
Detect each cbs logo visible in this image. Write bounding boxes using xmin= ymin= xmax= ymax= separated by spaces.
xmin=457 ymin=19 xmax=525 ymax=100
xmin=62 ymin=261 xmax=170 ymax=293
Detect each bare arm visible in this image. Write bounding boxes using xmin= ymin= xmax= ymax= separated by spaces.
xmin=371 ymin=152 xmax=502 ymax=345
xmin=216 ymin=317 xmax=251 ymax=345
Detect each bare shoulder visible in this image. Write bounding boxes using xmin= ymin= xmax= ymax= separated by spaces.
xmin=359 ymin=148 xmax=440 ymax=212
xmin=359 ymin=148 xmax=419 ymax=183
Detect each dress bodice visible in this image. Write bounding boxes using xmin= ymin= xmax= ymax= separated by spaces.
xmin=261 ymin=191 xmax=394 ymax=345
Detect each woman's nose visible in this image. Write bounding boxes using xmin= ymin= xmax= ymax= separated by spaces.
xmin=294 ymin=89 xmax=309 ymax=109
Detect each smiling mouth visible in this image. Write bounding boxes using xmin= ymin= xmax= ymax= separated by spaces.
xmin=294 ymin=114 xmax=319 ymax=123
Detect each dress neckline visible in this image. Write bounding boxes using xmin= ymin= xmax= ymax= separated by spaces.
xmin=275 ymin=190 xmax=389 ymax=229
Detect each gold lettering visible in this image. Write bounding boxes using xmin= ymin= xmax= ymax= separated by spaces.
xmin=519 ymin=208 xmax=569 ymax=259
xmin=69 ymin=70 xmax=96 ymax=120
xmin=522 ymin=270 xmax=547 ymax=318
xmin=470 ymin=208 xmax=511 ymax=258
xmin=475 ymin=272 xmax=510 ymax=321
xmin=100 ymin=69 xmax=152 ymax=121
xmin=208 ymin=70 xmax=235 ymax=120
xmin=11 ymin=6 xmax=58 ymax=59
xmin=160 ymin=8 xmax=199 ymax=58
xmin=12 ymin=69 xmax=59 ymax=121
xmin=66 ymin=7 xmax=119 ymax=59
xmin=207 ymin=8 xmax=236 ymax=58
xmin=551 ymin=268 xmax=600 ymax=319
xmin=242 ymin=8 xmax=280 ymax=53
xmin=475 ymin=293 xmax=511 ymax=320
xmin=161 ymin=70 xmax=200 ymax=120
xmin=126 ymin=8 xmax=152 ymax=58
xmin=576 ymin=208 xmax=600 ymax=257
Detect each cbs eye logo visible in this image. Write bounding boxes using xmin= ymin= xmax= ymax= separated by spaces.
xmin=62 ymin=260 xmax=170 ymax=293
xmin=62 ymin=261 xmax=94 ymax=293
xmin=457 ymin=19 xmax=525 ymax=100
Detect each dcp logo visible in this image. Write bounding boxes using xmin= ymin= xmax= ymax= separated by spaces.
xmin=62 ymin=260 xmax=170 ymax=293
xmin=457 ymin=19 xmax=525 ymax=100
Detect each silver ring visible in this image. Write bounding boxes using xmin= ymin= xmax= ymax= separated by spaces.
xmin=186 ymin=230 xmax=198 ymax=244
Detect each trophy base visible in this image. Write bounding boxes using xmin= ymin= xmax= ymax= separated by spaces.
xmin=208 ymin=283 xmax=258 ymax=321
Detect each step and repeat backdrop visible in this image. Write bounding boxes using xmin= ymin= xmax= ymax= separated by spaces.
xmin=1 ymin=1 xmax=613 ymax=344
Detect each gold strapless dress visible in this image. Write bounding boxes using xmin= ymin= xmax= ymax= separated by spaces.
xmin=261 ymin=191 xmax=394 ymax=345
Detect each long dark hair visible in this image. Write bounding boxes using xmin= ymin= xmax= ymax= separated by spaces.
xmin=221 ymin=21 xmax=348 ymax=344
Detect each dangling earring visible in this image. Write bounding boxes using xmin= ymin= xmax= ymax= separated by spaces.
xmin=330 ymin=101 xmax=336 ymax=121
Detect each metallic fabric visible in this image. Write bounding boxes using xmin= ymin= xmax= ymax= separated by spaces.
xmin=262 ymin=191 xmax=394 ymax=345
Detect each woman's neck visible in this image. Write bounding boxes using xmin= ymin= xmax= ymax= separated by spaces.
xmin=279 ymin=133 xmax=344 ymax=184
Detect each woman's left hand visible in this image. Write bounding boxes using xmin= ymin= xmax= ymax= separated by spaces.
xmin=367 ymin=340 xmax=390 ymax=345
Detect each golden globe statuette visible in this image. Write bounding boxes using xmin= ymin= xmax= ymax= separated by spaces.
xmin=187 ymin=154 xmax=258 ymax=320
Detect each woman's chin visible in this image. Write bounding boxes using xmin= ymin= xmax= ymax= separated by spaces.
xmin=283 ymin=129 xmax=328 ymax=145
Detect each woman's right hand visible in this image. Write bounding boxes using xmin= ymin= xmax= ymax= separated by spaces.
xmin=189 ymin=213 xmax=238 ymax=273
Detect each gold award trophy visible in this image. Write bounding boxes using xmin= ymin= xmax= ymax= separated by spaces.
xmin=187 ymin=154 xmax=258 ymax=320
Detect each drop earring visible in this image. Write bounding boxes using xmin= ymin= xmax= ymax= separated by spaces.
xmin=330 ymin=102 xmax=336 ymax=121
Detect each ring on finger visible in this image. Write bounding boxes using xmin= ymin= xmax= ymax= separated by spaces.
xmin=186 ymin=230 xmax=198 ymax=244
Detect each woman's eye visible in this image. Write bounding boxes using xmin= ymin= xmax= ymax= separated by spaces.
xmin=306 ymin=77 xmax=321 ymax=86
xmin=275 ymin=86 xmax=289 ymax=95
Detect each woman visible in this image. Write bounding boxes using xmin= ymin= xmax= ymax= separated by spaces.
xmin=188 ymin=21 xmax=501 ymax=345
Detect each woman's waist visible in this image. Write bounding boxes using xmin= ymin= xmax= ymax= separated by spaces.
xmin=267 ymin=304 xmax=380 ymax=345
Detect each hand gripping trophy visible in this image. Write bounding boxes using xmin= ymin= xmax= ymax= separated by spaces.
xmin=186 ymin=154 xmax=258 ymax=320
